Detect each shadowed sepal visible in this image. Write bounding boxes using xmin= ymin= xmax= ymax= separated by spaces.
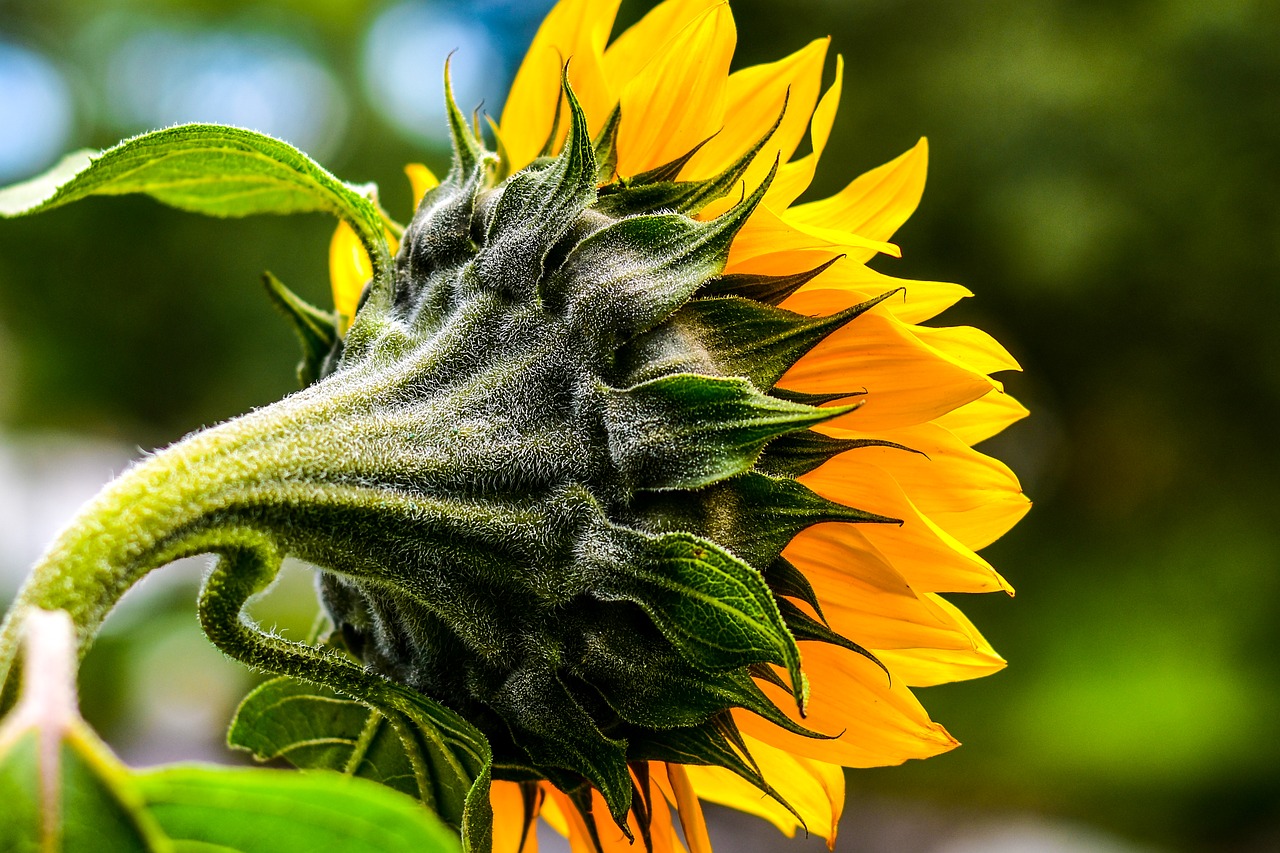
xmin=543 ymin=160 xmax=776 ymax=346
xmin=260 ymin=272 xmax=339 ymax=387
xmin=477 ymin=74 xmax=597 ymax=297
xmin=619 ymin=289 xmax=902 ymax=391
xmin=758 ymin=432 xmax=923 ymax=478
xmin=764 ymin=557 xmax=828 ymax=624
xmin=627 ymin=713 xmax=807 ymax=830
xmin=591 ymin=529 xmax=807 ymax=710
xmin=631 ymin=472 xmax=902 ymax=571
xmin=594 ymin=101 xmax=785 ymax=218
xmin=778 ymin=598 xmax=891 ymax=680
xmin=704 ymin=255 xmax=844 ymax=305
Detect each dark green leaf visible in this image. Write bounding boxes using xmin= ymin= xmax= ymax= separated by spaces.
xmin=228 ymin=677 xmax=419 ymax=799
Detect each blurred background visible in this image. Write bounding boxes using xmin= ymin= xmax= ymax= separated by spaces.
xmin=0 ymin=0 xmax=1276 ymax=850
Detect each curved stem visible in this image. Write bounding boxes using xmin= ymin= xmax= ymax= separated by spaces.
xmin=0 ymin=398 xmax=304 ymax=711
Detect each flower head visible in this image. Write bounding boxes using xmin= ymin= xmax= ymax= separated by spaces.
xmin=323 ymin=1 xmax=1029 ymax=849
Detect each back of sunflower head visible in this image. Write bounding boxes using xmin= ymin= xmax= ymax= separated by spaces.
xmin=0 ymin=2 xmax=1028 ymax=850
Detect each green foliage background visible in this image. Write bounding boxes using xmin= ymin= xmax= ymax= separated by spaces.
xmin=1 ymin=0 xmax=1276 ymax=850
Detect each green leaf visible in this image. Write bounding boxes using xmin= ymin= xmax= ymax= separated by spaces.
xmin=603 ymin=373 xmax=848 ymax=490
xmin=133 ymin=766 xmax=461 ymax=853
xmin=229 ymin=675 xmax=493 ymax=853
xmin=228 ymin=677 xmax=419 ymax=799
xmin=0 ymin=124 xmax=391 ymax=279
xmin=0 ymin=610 xmax=460 ymax=853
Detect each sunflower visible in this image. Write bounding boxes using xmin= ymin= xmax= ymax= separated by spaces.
xmin=325 ymin=1 xmax=1029 ymax=850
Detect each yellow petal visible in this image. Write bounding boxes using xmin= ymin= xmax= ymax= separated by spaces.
xmin=684 ymin=735 xmax=844 ymax=848
xmin=779 ymin=263 xmax=973 ymax=324
xmin=616 ymin=3 xmax=736 ymax=177
xmin=933 ymin=390 xmax=1030 ymax=445
xmin=602 ymin=0 xmax=722 ymax=90
xmin=735 ymin=644 xmax=958 ymax=767
xmin=874 ymin=594 xmax=1007 ymax=687
xmin=685 ymin=37 xmax=829 ymax=190
xmin=816 ymin=421 xmax=1031 ymax=550
xmin=784 ymin=523 xmax=976 ymax=652
xmin=799 ymin=458 xmax=1012 ymax=593
xmin=500 ymin=0 xmax=622 ymax=170
xmin=766 ymin=55 xmax=844 ymax=211
xmin=545 ymin=788 xmax=599 ymax=853
xmin=491 ymin=780 xmax=540 ymax=853
xmin=665 ymin=764 xmax=712 ymax=853
xmin=404 ymin=162 xmax=440 ymax=210
xmin=727 ymin=202 xmax=900 ymax=270
xmin=780 ymin=310 xmax=996 ymax=431
xmin=329 ymin=220 xmax=372 ymax=325
xmin=911 ymin=324 xmax=1022 ymax=376
xmin=538 ymin=784 xmax=570 ymax=837
xmin=788 ymin=138 xmax=928 ymax=263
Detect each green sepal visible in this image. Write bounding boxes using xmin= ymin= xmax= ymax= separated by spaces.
xmin=603 ymin=373 xmax=843 ymax=490
xmin=535 ymin=78 xmax=565 ymax=160
xmin=631 ymin=471 xmax=902 ymax=572
xmin=486 ymin=663 xmax=632 ymax=828
xmin=748 ymin=661 xmax=792 ymax=692
xmin=627 ymin=292 xmax=893 ymax=391
xmin=757 ymin=432 xmax=922 ymax=478
xmin=0 ymin=124 xmax=392 ymax=281
xmin=627 ymin=713 xmax=806 ymax=832
xmin=576 ymin=605 xmax=800 ymax=730
xmin=594 ymin=530 xmax=807 ymax=712
xmin=770 ymin=387 xmax=865 ymax=407
xmin=593 ymin=104 xmax=621 ymax=183
xmin=478 ymin=73 xmax=597 ymax=296
xmin=594 ymin=100 xmax=784 ymax=218
xmin=623 ymin=131 xmax=717 ymax=185
xmin=704 ymin=255 xmax=844 ymax=305
xmin=261 ymin=272 xmax=339 ymax=387
xmin=444 ymin=58 xmax=487 ymax=180
xmin=547 ymin=158 xmax=775 ymax=343
xmin=483 ymin=115 xmax=513 ymax=184
xmin=765 ymin=557 xmax=828 ymax=625
xmin=778 ymin=598 xmax=891 ymax=681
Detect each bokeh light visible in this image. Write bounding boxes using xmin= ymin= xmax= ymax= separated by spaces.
xmin=0 ymin=41 xmax=74 ymax=182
